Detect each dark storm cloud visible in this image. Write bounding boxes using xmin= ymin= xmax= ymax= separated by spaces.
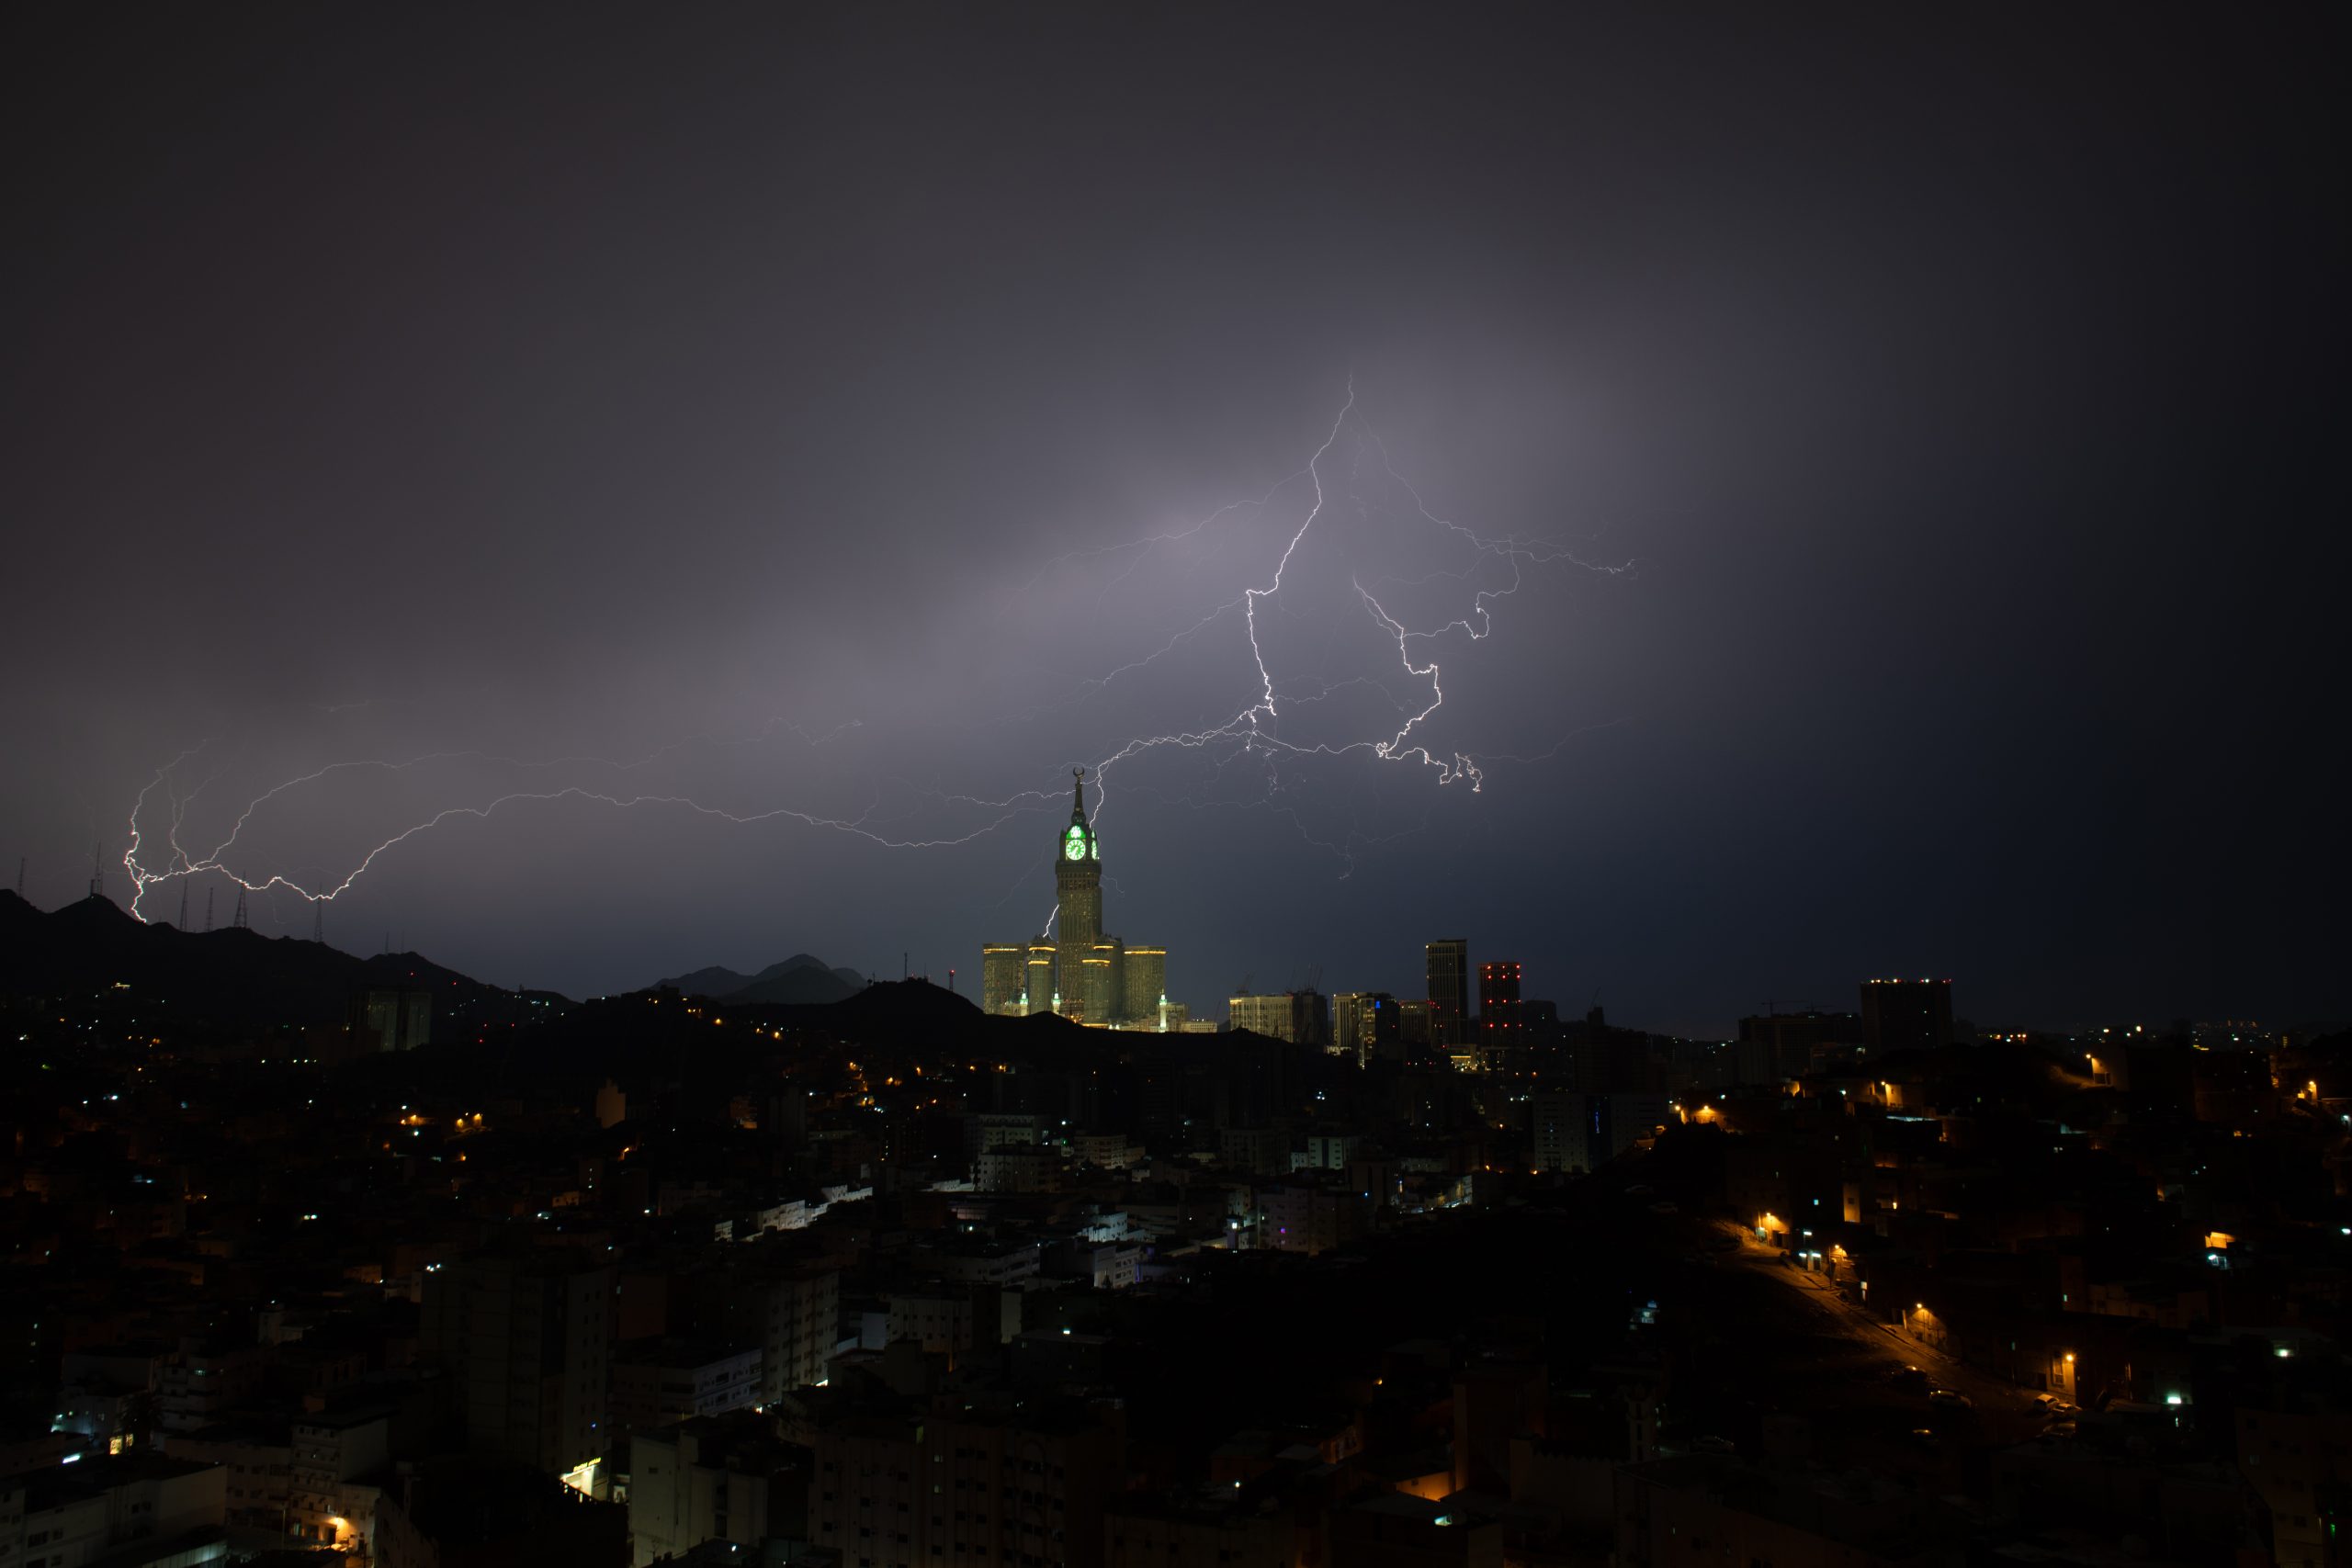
xmin=4 ymin=5 xmax=2342 ymax=1031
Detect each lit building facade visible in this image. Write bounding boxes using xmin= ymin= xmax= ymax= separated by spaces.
xmin=981 ymin=945 xmax=1027 ymax=1014
xmin=1332 ymin=991 xmax=1398 ymax=1064
xmin=981 ymin=770 xmax=1170 ymax=1026
xmin=1227 ymin=993 xmax=1289 ymax=1039
xmin=629 ymin=1416 xmax=795 ymax=1568
xmin=1226 ymin=990 xmax=1329 ymax=1044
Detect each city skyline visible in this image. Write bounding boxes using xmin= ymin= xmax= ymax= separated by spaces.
xmin=0 ymin=10 xmax=2340 ymax=1565
xmin=6 ymin=6 xmax=2342 ymax=1037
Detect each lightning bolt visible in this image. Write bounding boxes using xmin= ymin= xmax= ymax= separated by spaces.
xmin=119 ymin=380 xmax=1628 ymax=921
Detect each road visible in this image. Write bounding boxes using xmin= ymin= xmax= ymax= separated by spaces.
xmin=1707 ymin=1219 xmax=2049 ymax=1453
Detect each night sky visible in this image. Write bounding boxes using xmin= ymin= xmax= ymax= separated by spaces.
xmin=5 ymin=6 xmax=2343 ymax=1034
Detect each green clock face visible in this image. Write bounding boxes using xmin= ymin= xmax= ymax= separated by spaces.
xmin=1064 ymin=827 xmax=1086 ymax=861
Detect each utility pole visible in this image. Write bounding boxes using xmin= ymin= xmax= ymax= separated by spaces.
xmin=178 ymin=882 xmax=188 ymax=930
xmin=312 ymin=899 xmax=324 ymax=943
xmin=88 ymin=842 xmax=103 ymax=900
xmin=232 ymin=888 xmax=249 ymax=930
xmin=205 ymin=889 xmax=215 ymax=932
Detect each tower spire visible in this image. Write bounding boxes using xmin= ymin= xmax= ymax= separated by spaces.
xmin=1070 ymin=765 xmax=1086 ymax=821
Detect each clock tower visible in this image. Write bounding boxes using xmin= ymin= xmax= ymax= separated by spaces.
xmin=1055 ymin=767 xmax=1102 ymax=947
xmin=982 ymin=763 xmax=1166 ymax=1026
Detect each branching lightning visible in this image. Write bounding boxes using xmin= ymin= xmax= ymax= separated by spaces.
xmin=119 ymin=382 xmax=1629 ymax=923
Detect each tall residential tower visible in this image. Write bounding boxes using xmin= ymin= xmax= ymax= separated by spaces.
xmin=1426 ymin=938 xmax=1470 ymax=1047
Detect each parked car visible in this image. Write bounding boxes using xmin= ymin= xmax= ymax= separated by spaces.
xmin=1889 ymin=1366 xmax=1930 ymax=1393
xmin=1928 ymin=1389 xmax=1974 ymax=1409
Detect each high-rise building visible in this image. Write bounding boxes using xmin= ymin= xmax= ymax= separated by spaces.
xmin=1860 ymin=978 xmax=1954 ymax=1055
xmin=1025 ymin=940 xmax=1057 ymax=1013
xmin=1478 ymin=961 xmax=1523 ymax=1037
xmin=1426 ymin=939 xmax=1469 ymax=1046
xmin=1227 ymin=993 xmax=1289 ymax=1039
xmin=981 ymin=945 xmax=1027 ymax=1015
xmin=419 ymin=1251 xmax=613 ymax=1477
xmin=983 ymin=770 xmax=1170 ymax=1026
xmin=1332 ymin=992 xmax=1398 ymax=1064
xmin=1123 ymin=945 xmax=1166 ymax=1021
xmin=1227 ymin=989 xmax=1329 ymax=1045
xmin=1292 ymin=988 xmax=1330 ymax=1048
xmin=702 ymin=1252 xmax=841 ymax=1406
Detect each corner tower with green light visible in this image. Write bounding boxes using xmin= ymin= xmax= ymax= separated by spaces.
xmin=1055 ymin=767 xmax=1102 ymax=949
xmin=978 ymin=766 xmax=1172 ymax=1027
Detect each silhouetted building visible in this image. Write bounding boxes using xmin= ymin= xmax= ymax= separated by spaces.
xmin=807 ymin=1399 xmax=1123 ymax=1568
xmin=420 ymin=1251 xmax=613 ymax=1476
xmin=1736 ymin=1009 xmax=1863 ymax=1082
xmin=1427 ymin=939 xmax=1469 ymax=1046
xmin=1860 ymin=978 xmax=1953 ymax=1055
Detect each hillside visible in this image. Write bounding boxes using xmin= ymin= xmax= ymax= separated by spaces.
xmin=0 ymin=889 xmax=526 ymax=1032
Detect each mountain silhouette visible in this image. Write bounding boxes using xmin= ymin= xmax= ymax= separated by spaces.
xmin=0 ymin=889 xmax=528 ymax=1032
xmin=657 ymin=952 xmax=866 ymax=1006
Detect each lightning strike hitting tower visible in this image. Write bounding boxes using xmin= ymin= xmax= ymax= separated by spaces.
xmin=981 ymin=769 xmax=1168 ymax=1027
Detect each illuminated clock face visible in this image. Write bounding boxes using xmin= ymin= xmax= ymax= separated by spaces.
xmin=1064 ymin=828 xmax=1086 ymax=861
